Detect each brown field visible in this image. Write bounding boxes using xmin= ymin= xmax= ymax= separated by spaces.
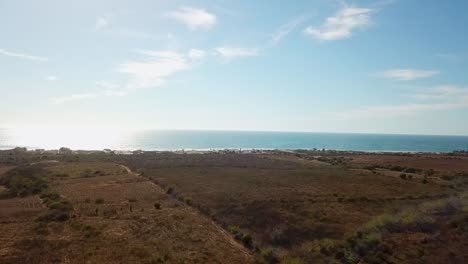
xmin=1 ymin=150 xmax=468 ymax=264
xmin=0 ymin=161 xmax=253 ymax=264
xmin=345 ymin=153 xmax=468 ymax=172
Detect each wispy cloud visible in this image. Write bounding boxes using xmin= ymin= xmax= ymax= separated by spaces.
xmin=165 ymin=7 xmax=216 ymax=31
xmin=117 ymin=50 xmax=195 ymax=88
xmin=188 ymin=49 xmax=206 ymax=60
xmin=0 ymin=48 xmax=47 ymax=61
xmin=329 ymin=85 xmax=468 ymax=120
xmin=436 ymin=52 xmax=468 ymax=62
xmin=51 ymin=49 xmax=205 ymax=103
xmin=215 ymin=47 xmax=259 ymax=61
xmin=268 ymin=16 xmax=308 ymax=46
xmin=46 ymin=76 xmax=57 ymax=81
xmin=381 ymin=69 xmax=439 ymax=81
xmin=95 ymin=15 xmax=110 ymax=30
xmin=410 ymin=85 xmax=468 ymax=100
xmin=215 ymin=16 xmax=308 ymax=62
xmin=304 ymin=7 xmax=373 ymax=40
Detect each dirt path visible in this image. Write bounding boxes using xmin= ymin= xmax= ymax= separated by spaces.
xmin=117 ymin=164 xmax=255 ymax=261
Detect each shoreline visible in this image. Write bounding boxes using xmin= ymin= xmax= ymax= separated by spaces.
xmin=1 ymin=146 xmax=465 ymax=155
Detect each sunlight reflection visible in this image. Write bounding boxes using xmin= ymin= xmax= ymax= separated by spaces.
xmin=6 ymin=126 xmax=132 ymax=150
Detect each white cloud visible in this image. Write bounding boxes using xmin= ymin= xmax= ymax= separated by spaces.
xmin=436 ymin=52 xmax=467 ymax=62
xmin=381 ymin=69 xmax=439 ymax=81
xmin=304 ymin=7 xmax=372 ymax=40
xmin=269 ymin=16 xmax=308 ymax=46
xmin=0 ymin=48 xmax=47 ymax=61
xmin=165 ymin=7 xmax=216 ymax=31
xmin=51 ymin=93 xmax=97 ymax=104
xmin=188 ymin=49 xmax=206 ymax=60
xmin=118 ymin=50 xmax=191 ymax=88
xmin=95 ymin=16 xmax=110 ymax=30
xmin=46 ymin=76 xmax=57 ymax=81
xmin=410 ymin=85 xmax=468 ymax=100
xmin=50 ymin=49 xmax=203 ymax=104
xmin=215 ymin=47 xmax=259 ymax=61
xmin=213 ymin=16 xmax=307 ymax=63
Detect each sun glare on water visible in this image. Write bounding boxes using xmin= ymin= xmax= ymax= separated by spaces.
xmin=6 ymin=126 xmax=132 ymax=150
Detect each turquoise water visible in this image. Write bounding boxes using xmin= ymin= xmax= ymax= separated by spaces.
xmin=0 ymin=129 xmax=468 ymax=152
xmin=1 ymin=128 xmax=468 ymax=152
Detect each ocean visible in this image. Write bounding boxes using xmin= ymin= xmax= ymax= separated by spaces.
xmin=1 ymin=128 xmax=468 ymax=152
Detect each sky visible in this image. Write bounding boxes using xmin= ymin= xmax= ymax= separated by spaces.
xmin=1 ymin=0 xmax=468 ymax=135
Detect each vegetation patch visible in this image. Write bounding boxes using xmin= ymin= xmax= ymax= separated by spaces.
xmin=0 ymin=165 xmax=48 ymax=197
xmin=280 ymin=257 xmax=304 ymax=264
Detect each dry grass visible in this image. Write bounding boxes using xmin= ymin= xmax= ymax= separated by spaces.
xmin=1 ymin=151 xmax=467 ymax=263
xmin=0 ymin=161 xmax=254 ymax=264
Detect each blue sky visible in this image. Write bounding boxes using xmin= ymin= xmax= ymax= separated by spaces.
xmin=1 ymin=0 xmax=468 ymax=135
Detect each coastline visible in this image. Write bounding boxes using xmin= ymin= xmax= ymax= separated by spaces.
xmin=1 ymin=146 xmax=465 ymax=155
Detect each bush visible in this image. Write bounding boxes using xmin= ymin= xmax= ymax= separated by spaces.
xmin=183 ymin=197 xmax=192 ymax=205
xmin=82 ymin=224 xmax=100 ymax=238
xmin=228 ymin=225 xmax=240 ymax=235
xmin=36 ymin=209 xmax=70 ymax=222
xmin=48 ymin=200 xmax=73 ymax=212
xmin=281 ymin=257 xmax=304 ymax=264
xmin=0 ymin=165 xmax=48 ymax=197
xmin=95 ymin=198 xmax=104 ymax=204
xmin=40 ymin=192 xmax=61 ymax=204
xmin=146 ymin=254 xmax=169 ymax=264
xmin=154 ymin=202 xmax=161 ymax=210
xmin=317 ymin=239 xmax=338 ymax=256
xmin=404 ymin=167 xmax=417 ymax=173
xmin=259 ymin=248 xmax=275 ymax=263
xmin=241 ymin=234 xmax=253 ymax=247
xmin=166 ymin=186 xmax=175 ymax=194
xmin=400 ymin=174 xmax=407 ymax=180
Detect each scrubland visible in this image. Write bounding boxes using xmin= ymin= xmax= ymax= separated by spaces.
xmin=1 ymin=149 xmax=467 ymax=263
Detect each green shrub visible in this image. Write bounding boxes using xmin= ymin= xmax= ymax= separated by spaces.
xmin=317 ymin=239 xmax=338 ymax=255
xmin=183 ymin=197 xmax=192 ymax=205
xmin=146 ymin=254 xmax=169 ymax=264
xmin=166 ymin=186 xmax=175 ymax=194
xmin=48 ymin=200 xmax=73 ymax=212
xmin=40 ymin=192 xmax=61 ymax=204
xmin=281 ymin=257 xmax=304 ymax=264
xmin=228 ymin=225 xmax=240 ymax=235
xmin=82 ymin=224 xmax=100 ymax=238
xmin=241 ymin=234 xmax=253 ymax=247
xmin=404 ymin=167 xmax=417 ymax=173
xmin=259 ymin=248 xmax=275 ymax=263
xmin=0 ymin=165 xmax=48 ymax=197
xmin=36 ymin=209 xmax=70 ymax=222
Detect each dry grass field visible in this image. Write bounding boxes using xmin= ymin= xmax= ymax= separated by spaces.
xmin=123 ymin=152 xmax=468 ymax=263
xmin=1 ymin=150 xmax=468 ymax=264
xmin=0 ymin=161 xmax=254 ymax=264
